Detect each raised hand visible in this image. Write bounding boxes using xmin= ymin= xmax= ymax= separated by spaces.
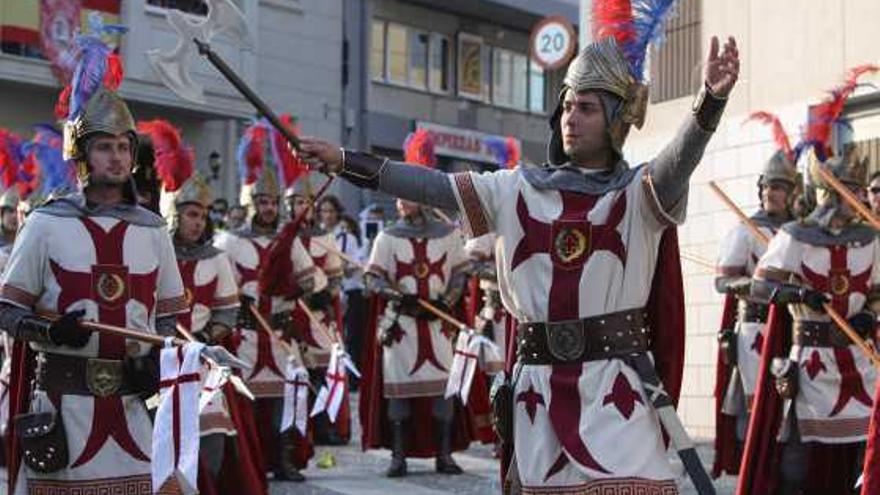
xmin=705 ymin=36 xmax=739 ymax=98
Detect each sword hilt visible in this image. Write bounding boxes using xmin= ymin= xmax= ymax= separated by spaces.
xmin=193 ymin=38 xmax=301 ymax=150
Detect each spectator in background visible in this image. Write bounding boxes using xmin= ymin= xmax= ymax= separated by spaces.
xmin=318 ymin=195 xmax=366 ymax=389
xmin=868 ymin=170 xmax=880 ymax=216
xmin=211 ymin=198 xmax=229 ymax=230
xmin=226 ymin=204 xmax=247 ymax=231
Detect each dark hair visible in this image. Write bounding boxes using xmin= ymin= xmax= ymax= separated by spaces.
xmin=341 ymin=215 xmax=361 ymax=245
xmin=318 ymin=195 xmax=344 ymax=215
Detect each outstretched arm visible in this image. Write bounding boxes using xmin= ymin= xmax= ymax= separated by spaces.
xmin=650 ymin=36 xmax=740 ymax=212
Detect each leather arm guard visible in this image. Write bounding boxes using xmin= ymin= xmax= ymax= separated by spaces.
xmin=692 ymin=84 xmax=728 ymax=132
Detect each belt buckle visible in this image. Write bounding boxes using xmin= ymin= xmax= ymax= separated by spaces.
xmin=545 ymin=320 xmax=586 ymax=362
xmin=86 ymin=358 xmax=123 ymax=397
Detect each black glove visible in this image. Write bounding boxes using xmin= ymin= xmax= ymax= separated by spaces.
xmin=306 ymin=290 xmax=333 ymax=310
xmin=718 ymin=328 xmax=737 ymax=366
xmin=32 ymin=309 xmax=90 ymax=348
xmin=399 ymin=294 xmax=420 ymax=311
xmin=236 ymin=295 xmax=257 ymax=329
xmin=379 ymin=324 xmax=399 ymax=347
xmin=124 ymin=352 xmax=160 ymax=399
xmin=849 ymin=311 xmax=877 ymax=337
xmin=799 ymin=288 xmax=830 ymax=312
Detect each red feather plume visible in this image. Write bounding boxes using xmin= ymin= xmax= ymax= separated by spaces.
xmin=592 ymin=0 xmax=635 ymax=46
xmin=273 ymin=114 xmax=308 ymax=188
xmin=404 ymin=129 xmax=436 ymax=167
xmin=136 ymin=119 xmax=194 ymax=193
xmin=805 ymin=64 xmax=879 ymax=158
xmin=0 ymin=129 xmax=21 ymax=190
xmin=103 ymin=52 xmax=124 ymax=91
xmin=745 ymin=111 xmax=794 ymax=163
xmin=505 ymin=136 xmax=521 ymax=168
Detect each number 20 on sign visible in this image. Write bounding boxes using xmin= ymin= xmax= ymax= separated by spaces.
xmin=530 ymin=15 xmax=576 ymax=71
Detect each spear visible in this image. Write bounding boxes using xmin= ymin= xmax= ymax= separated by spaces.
xmin=707 ymin=181 xmax=880 ymax=368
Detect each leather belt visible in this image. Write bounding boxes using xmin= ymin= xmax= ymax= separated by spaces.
xmin=738 ymin=300 xmax=769 ymax=323
xmin=517 ymin=308 xmax=650 ymax=364
xmin=793 ymin=320 xmax=852 ymax=348
xmin=36 ymin=353 xmax=135 ymax=397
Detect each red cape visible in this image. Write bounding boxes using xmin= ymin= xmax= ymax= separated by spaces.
xmin=862 ymin=378 xmax=880 ymax=495
xmin=5 ymin=340 xmax=34 ymax=494
xmin=712 ymin=293 xmax=741 ymax=477
xmin=735 ymin=304 xmax=859 ymax=494
xmin=358 ymin=297 xmax=493 ymax=458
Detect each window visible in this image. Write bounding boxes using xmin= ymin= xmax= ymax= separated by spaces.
xmin=146 ymin=0 xmax=209 ymax=15
xmin=529 ymin=60 xmax=546 ymax=113
xmin=408 ymin=30 xmax=428 ymax=89
xmin=370 ymin=20 xmax=385 ymax=81
xmin=457 ymin=33 xmax=485 ymax=100
xmin=387 ymin=23 xmax=408 ymax=85
xmin=650 ymin=0 xmax=701 ymax=103
xmin=429 ymin=33 xmax=450 ymax=93
xmin=490 ymin=47 xmax=529 ymax=110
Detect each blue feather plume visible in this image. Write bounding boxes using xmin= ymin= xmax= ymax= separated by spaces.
xmin=624 ymin=0 xmax=678 ymax=80
xmin=21 ymin=125 xmax=75 ymax=197
xmin=67 ymin=36 xmax=112 ymax=122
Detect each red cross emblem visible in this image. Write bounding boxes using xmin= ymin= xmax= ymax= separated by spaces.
xmin=176 ymin=259 xmax=219 ymax=333
xmin=800 ymin=245 xmax=873 ymax=416
xmin=394 ymin=238 xmax=448 ymax=375
xmin=512 ymin=190 xmax=626 ymax=320
xmin=50 ymin=217 xmax=157 ymax=468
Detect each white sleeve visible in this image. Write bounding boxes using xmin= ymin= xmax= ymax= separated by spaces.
xmin=754 ymin=230 xmax=801 ymax=282
xmin=0 ymin=213 xmax=48 ymax=309
xmin=155 ymin=229 xmax=187 ymax=317
xmin=366 ymin=232 xmax=394 ymax=282
xmin=213 ymin=252 xmax=240 ymax=310
xmin=293 ymin=236 xmax=327 ymax=292
xmin=716 ymin=225 xmax=752 ymax=277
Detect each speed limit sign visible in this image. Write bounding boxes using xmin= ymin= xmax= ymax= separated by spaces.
xmin=530 ymin=15 xmax=576 ymax=71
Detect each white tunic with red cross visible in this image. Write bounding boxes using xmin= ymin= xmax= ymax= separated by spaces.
xmin=756 ymin=229 xmax=880 ymax=443
xmin=367 ymin=227 xmax=468 ymax=399
xmin=217 ymin=230 xmax=326 ymax=398
xmin=717 ymin=221 xmax=779 ymax=407
xmin=450 ymin=166 xmax=681 ymax=493
xmin=0 ymin=212 xmax=187 ymax=493
xmin=464 ymin=233 xmax=507 ymax=375
xmin=295 ymin=231 xmax=344 ymax=368
xmin=176 ymin=251 xmax=240 ymax=437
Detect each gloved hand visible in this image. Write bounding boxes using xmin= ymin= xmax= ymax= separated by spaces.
xmin=236 ymin=295 xmax=257 ymax=329
xmin=848 ymin=311 xmax=877 ymax=337
xmin=47 ymin=309 xmax=90 ymax=348
xmin=718 ymin=328 xmax=737 ymax=366
xmin=798 ymin=288 xmax=829 ymax=312
xmin=124 ymin=352 xmax=160 ymax=399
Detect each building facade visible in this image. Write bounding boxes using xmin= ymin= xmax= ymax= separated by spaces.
xmin=614 ymin=0 xmax=880 ymax=439
xmin=0 ymin=0 xmax=343 ymax=203
xmin=339 ymin=0 xmax=578 ymax=214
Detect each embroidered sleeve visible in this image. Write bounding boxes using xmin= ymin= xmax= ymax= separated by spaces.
xmin=448 ymin=169 xmax=517 ymax=238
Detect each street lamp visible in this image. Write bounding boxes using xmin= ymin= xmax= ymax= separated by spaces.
xmin=209 ymin=151 xmax=221 ymax=181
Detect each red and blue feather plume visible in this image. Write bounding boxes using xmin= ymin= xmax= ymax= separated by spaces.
xmin=237 ymin=119 xmax=270 ymax=186
xmin=0 ymin=128 xmax=24 ymax=191
xmin=20 ymin=125 xmax=76 ymax=198
xmin=484 ymin=136 xmax=521 ymax=169
xmin=592 ymin=0 xmax=679 ymax=81
xmin=55 ymin=34 xmax=126 ymax=124
xmin=268 ymin=114 xmax=308 ymax=189
xmin=799 ymin=64 xmax=878 ymax=161
xmin=403 ymin=129 xmax=436 ymax=167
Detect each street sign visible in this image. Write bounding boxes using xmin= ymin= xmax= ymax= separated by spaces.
xmin=529 ymin=15 xmax=576 ymax=71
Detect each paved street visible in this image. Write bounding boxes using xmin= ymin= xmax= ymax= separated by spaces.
xmin=0 ymin=392 xmax=738 ymax=494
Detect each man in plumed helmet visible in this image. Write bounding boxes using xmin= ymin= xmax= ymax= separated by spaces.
xmin=712 ymin=114 xmax=799 ymax=478
xmin=0 ymin=44 xmax=189 ymax=493
xmin=298 ymin=0 xmax=739 ymax=489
